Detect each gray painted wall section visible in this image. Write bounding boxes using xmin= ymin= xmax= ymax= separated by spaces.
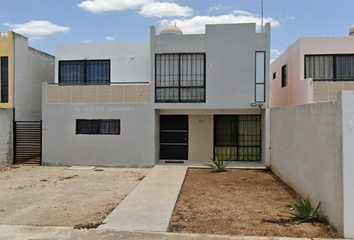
xmin=0 ymin=109 xmax=13 ymax=166
xmin=55 ymin=43 xmax=150 ymax=84
xmin=154 ymin=34 xmax=206 ymax=53
xmin=270 ymin=102 xmax=343 ymax=235
xmin=13 ymin=33 xmax=54 ymax=121
xmin=42 ymin=84 xmax=156 ymax=167
xmin=151 ymin=23 xmax=271 ymax=110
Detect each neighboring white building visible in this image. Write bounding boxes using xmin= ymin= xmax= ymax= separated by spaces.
xmin=271 ymin=25 xmax=354 ymax=107
xmin=42 ymin=23 xmax=271 ymax=167
xmin=0 ymin=31 xmax=54 ymax=166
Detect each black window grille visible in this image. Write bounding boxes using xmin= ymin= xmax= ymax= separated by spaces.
xmin=1 ymin=57 xmax=8 ymax=103
xmin=155 ymin=53 xmax=205 ymax=103
xmin=281 ymin=65 xmax=287 ymax=88
xmin=305 ymin=54 xmax=354 ymax=81
xmin=59 ymin=60 xmax=110 ymax=85
xmin=214 ymin=115 xmax=261 ymax=161
xmin=76 ymin=119 xmax=120 ymax=135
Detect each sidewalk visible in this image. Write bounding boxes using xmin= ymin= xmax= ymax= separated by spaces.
xmin=0 ymin=225 xmax=321 ymax=240
xmin=99 ymin=165 xmax=188 ymax=232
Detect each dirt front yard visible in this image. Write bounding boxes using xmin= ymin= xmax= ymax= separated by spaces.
xmin=0 ymin=165 xmax=150 ymax=227
xmin=169 ymin=169 xmax=340 ymax=238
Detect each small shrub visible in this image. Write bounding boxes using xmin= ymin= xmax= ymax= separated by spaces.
xmin=286 ymin=195 xmax=323 ymax=222
xmin=204 ymin=157 xmax=230 ymax=172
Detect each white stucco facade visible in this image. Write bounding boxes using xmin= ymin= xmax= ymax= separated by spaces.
xmin=55 ymin=43 xmax=150 ymax=84
xmin=152 ymin=23 xmax=271 ymax=109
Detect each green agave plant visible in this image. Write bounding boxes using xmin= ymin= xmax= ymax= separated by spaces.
xmin=204 ymin=157 xmax=230 ymax=172
xmin=286 ymin=195 xmax=323 ymax=222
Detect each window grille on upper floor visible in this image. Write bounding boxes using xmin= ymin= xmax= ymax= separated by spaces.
xmin=59 ymin=60 xmax=110 ymax=85
xmin=305 ymin=55 xmax=354 ymax=81
xmin=155 ymin=53 xmax=205 ymax=103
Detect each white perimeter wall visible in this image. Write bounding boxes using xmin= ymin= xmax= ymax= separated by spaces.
xmin=270 ymin=91 xmax=354 ymax=237
xmin=340 ymin=91 xmax=354 ymax=237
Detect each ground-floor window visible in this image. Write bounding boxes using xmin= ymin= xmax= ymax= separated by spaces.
xmin=76 ymin=119 xmax=120 ymax=135
xmin=214 ymin=115 xmax=261 ymax=161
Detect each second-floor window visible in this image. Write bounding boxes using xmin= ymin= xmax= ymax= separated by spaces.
xmin=1 ymin=57 xmax=8 ymax=103
xmin=155 ymin=53 xmax=205 ymax=103
xmin=255 ymin=52 xmax=265 ymax=102
xmin=59 ymin=60 xmax=110 ymax=85
xmin=281 ymin=65 xmax=287 ymax=88
xmin=305 ymin=54 xmax=354 ymax=80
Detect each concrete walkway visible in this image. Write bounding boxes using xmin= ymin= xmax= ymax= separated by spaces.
xmin=2 ymin=225 xmax=333 ymax=240
xmin=99 ymin=165 xmax=188 ymax=232
xmin=157 ymin=160 xmax=266 ymax=169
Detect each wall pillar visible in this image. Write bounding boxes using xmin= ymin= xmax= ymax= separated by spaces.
xmin=262 ymin=109 xmax=271 ymax=167
xmin=339 ymin=91 xmax=354 ymax=238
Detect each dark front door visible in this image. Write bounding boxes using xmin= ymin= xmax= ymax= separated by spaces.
xmin=160 ymin=115 xmax=188 ymax=160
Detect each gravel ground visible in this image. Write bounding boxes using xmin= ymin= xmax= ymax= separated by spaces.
xmin=169 ymin=169 xmax=339 ymax=238
xmin=0 ymin=165 xmax=151 ymax=227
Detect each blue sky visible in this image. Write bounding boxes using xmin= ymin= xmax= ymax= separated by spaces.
xmin=0 ymin=0 xmax=353 ymax=61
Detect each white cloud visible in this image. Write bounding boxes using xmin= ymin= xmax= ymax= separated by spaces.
xmin=78 ymin=0 xmax=151 ymax=14
xmin=208 ymin=4 xmax=230 ymax=12
xmin=208 ymin=4 xmax=221 ymax=12
xmin=279 ymin=15 xmax=296 ymax=22
xmin=105 ymin=36 xmax=115 ymax=41
xmin=4 ymin=20 xmax=70 ymax=39
xmin=271 ymin=49 xmax=283 ymax=63
xmin=139 ymin=2 xmax=193 ymax=18
xmin=232 ymin=10 xmax=253 ymax=16
xmin=84 ymin=40 xmax=92 ymax=43
xmin=158 ymin=11 xmax=280 ymax=34
xmin=271 ymin=49 xmax=282 ymax=56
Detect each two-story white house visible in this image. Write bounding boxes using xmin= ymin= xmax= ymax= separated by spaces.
xmin=42 ymin=23 xmax=271 ymax=167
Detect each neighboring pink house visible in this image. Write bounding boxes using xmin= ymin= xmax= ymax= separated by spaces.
xmin=271 ymin=27 xmax=354 ymax=107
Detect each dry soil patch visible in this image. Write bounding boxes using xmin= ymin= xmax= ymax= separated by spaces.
xmin=0 ymin=166 xmax=150 ymax=227
xmin=169 ymin=169 xmax=340 ymax=238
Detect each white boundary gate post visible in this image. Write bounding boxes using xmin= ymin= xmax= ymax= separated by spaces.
xmin=339 ymin=91 xmax=354 ymax=238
